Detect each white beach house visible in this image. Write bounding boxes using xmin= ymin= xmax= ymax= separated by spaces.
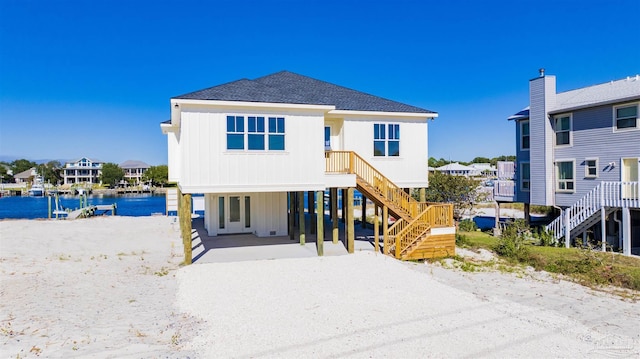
xmin=162 ymin=71 xmax=454 ymax=262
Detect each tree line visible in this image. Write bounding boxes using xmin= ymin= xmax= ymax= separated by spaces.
xmin=429 ymin=155 xmax=516 ymax=168
xmin=0 ymin=159 xmax=169 ymax=187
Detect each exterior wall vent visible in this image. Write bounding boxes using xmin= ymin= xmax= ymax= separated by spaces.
xmin=270 ymin=231 xmax=276 ymax=236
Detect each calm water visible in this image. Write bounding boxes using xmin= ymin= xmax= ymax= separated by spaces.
xmin=0 ymin=194 xmax=167 ymax=220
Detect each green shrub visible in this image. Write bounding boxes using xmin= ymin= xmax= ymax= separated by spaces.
xmin=456 ymin=233 xmax=471 ymax=246
xmin=495 ymin=219 xmax=530 ymax=260
xmin=534 ymin=227 xmax=555 ymax=247
xmin=458 ymin=219 xmax=477 ymax=232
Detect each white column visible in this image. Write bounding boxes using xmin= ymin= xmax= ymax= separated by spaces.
xmin=565 ymin=209 xmax=571 ymax=248
xmin=622 ymin=208 xmax=631 ymax=256
xmin=601 ymin=207 xmax=606 ymax=252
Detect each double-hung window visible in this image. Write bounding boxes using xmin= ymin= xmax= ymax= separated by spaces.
xmin=268 ymin=117 xmax=285 ymax=150
xmin=373 ymin=123 xmax=400 ymax=157
xmin=520 ymin=162 xmax=530 ymax=191
xmin=556 ymin=160 xmax=575 ymax=192
xmin=520 ymin=121 xmax=530 ymax=150
xmin=247 ymin=116 xmax=265 ymax=150
xmin=227 ymin=116 xmax=245 ymax=150
xmin=554 ymin=114 xmax=571 ymax=146
xmin=584 ymin=158 xmax=598 ymax=178
xmin=614 ymin=104 xmax=638 ymax=130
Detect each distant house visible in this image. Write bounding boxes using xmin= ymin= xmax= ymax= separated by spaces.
xmin=120 ymin=160 xmax=150 ymax=185
xmin=469 ymin=163 xmax=497 ymax=177
xmin=13 ymin=167 xmax=37 ymax=184
xmin=62 ymin=157 xmax=104 ymax=185
xmin=161 ymin=71 xmax=454 ymax=262
xmin=498 ymin=70 xmax=639 ymax=255
xmin=435 ymin=162 xmax=477 ymax=176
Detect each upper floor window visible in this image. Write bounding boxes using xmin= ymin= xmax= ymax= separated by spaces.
xmin=554 ymin=114 xmax=571 ymax=146
xmin=247 ymin=116 xmax=265 ymax=150
xmin=374 ymin=123 xmax=400 ymax=157
xmin=520 ymin=121 xmax=530 ymax=150
xmin=584 ymin=158 xmax=598 ymax=178
xmin=268 ymin=117 xmax=285 ymax=150
xmin=226 ymin=116 xmax=245 ymax=150
xmin=614 ymin=104 xmax=638 ymax=130
xmin=520 ymin=162 xmax=530 ymax=191
xmin=556 ymin=160 xmax=575 ymax=192
xmin=226 ymin=115 xmax=285 ymax=151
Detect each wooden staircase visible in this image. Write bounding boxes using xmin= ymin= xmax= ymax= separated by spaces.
xmin=325 ymin=151 xmax=454 ymax=260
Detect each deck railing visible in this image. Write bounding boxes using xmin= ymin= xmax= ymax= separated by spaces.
xmin=493 ymin=180 xmax=515 ymax=198
xmin=497 ymin=161 xmax=515 ymax=180
xmin=326 ymin=150 xmax=454 ymax=258
xmin=546 ymin=181 xmax=639 ymax=241
xmin=325 ymin=151 xmax=422 ymax=218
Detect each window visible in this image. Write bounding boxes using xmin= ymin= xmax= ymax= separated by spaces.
xmin=324 ymin=126 xmax=331 ymax=150
xmin=554 ymin=115 xmax=571 ymax=146
xmin=520 ymin=121 xmax=530 ymax=150
xmin=268 ymin=117 xmax=285 ymax=150
xmin=226 ymin=115 xmax=244 ymax=150
xmin=247 ymin=116 xmax=265 ymax=150
xmin=520 ymin=162 xmax=530 ymax=191
xmin=614 ymin=104 xmax=638 ymax=130
xmin=556 ymin=160 xmax=575 ymax=192
xmin=373 ymin=123 xmax=400 ymax=157
xmin=226 ymin=115 xmax=285 ymax=151
xmin=585 ymin=158 xmax=598 ymax=178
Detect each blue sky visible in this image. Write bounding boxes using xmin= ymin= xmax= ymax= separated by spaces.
xmin=1 ymin=0 xmax=638 ymax=166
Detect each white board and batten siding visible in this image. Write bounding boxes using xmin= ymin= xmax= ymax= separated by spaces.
xmin=203 ymin=192 xmax=288 ymax=237
xmin=340 ymin=116 xmax=429 ymax=188
xmin=178 ymin=105 xmax=327 ymax=194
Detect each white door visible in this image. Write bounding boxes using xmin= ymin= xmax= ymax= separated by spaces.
xmin=622 ymin=158 xmax=639 ymax=199
xmin=218 ymin=195 xmax=252 ymax=233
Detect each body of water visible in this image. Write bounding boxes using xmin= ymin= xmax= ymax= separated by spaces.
xmin=0 ymin=194 xmax=167 ymax=220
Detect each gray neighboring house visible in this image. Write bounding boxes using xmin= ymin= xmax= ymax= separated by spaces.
xmin=120 ymin=160 xmax=151 ymax=185
xmin=496 ymin=70 xmax=640 ymax=255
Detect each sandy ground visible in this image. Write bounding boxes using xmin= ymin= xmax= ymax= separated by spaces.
xmin=2 ymin=216 xmax=639 ymax=358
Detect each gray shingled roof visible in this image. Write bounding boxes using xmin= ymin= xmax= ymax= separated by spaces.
xmin=173 ymin=71 xmax=435 ymax=114
xmin=120 ymin=160 xmax=150 ymax=169
xmin=509 ymin=75 xmax=640 ymax=120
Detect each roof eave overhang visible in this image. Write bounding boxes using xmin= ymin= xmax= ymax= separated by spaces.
xmin=327 ymin=109 xmax=437 ymax=120
xmin=171 ymin=99 xmax=336 ymax=112
xmin=161 ymin=122 xmax=178 ymax=134
xmin=548 ymin=95 xmax=640 ymax=115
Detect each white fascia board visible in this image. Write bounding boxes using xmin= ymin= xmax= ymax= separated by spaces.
xmin=160 ymin=123 xmax=177 ymax=134
xmin=178 ymin=183 xmax=326 ymax=194
xmin=173 ymin=99 xmax=335 ymax=112
xmin=327 ymin=109 xmax=437 ymax=120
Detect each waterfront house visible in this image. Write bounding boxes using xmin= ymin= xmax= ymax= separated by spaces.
xmin=62 ymin=157 xmax=103 ymax=185
xmin=13 ymin=167 xmax=37 ymax=184
xmin=120 ymin=160 xmax=150 ymax=185
xmin=435 ymin=162 xmax=478 ymax=176
xmin=496 ymin=70 xmax=640 ymax=255
xmin=161 ymin=71 xmax=454 ymax=262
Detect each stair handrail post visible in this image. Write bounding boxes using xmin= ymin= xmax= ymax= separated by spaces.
xmin=349 ymin=151 xmax=355 ymax=174
xmin=564 ymin=209 xmax=571 ymax=248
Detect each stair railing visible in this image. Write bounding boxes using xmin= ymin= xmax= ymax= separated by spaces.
xmin=546 ymin=181 xmax=639 ymax=242
xmin=325 ymin=151 xmax=422 ymax=218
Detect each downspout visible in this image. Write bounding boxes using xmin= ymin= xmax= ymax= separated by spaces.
xmin=613 ymin=210 xmax=622 ymax=250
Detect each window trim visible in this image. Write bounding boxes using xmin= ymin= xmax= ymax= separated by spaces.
xmin=584 ymin=158 xmax=598 ymax=179
xmin=613 ymin=102 xmax=639 ymax=132
xmin=373 ymin=123 xmax=400 ymax=157
xmin=555 ymin=159 xmax=576 ymax=193
xmin=225 ymin=114 xmax=285 ymax=151
xmin=520 ymin=120 xmax=530 ymax=151
xmin=520 ymin=161 xmax=530 ymax=192
xmin=553 ymin=113 xmax=572 ymax=147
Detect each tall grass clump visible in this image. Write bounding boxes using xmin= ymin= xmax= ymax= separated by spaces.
xmin=495 ymin=219 xmax=529 ymax=261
